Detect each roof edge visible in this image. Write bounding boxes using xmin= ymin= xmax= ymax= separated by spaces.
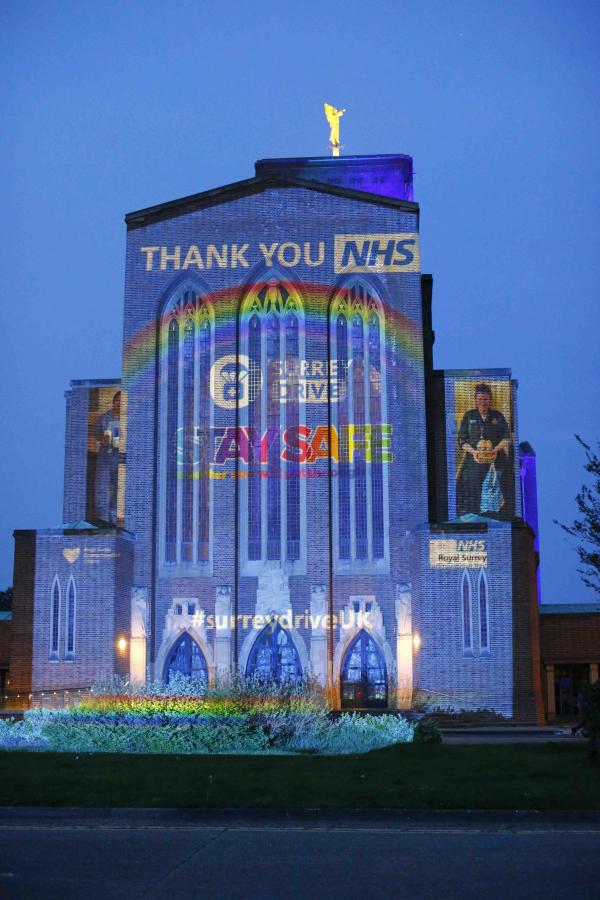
xmin=125 ymin=174 xmax=419 ymax=229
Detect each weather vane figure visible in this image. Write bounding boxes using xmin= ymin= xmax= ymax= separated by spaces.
xmin=324 ymin=103 xmax=346 ymax=157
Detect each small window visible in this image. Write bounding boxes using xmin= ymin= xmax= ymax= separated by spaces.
xmin=461 ymin=570 xmax=473 ymax=654
xmin=187 ymin=602 xmax=196 ymax=616
xmin=479 ymin=570 xmax=490 ymax=652
xmin=49 ymin=576 xmax=61 ymax=659
xmin=175 ymin=604 xmax=183 ymax=616
xmin=65 ymin=575 xmax=76 ymax=659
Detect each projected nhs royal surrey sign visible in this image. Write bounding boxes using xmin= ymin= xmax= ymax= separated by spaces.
xmin=139 ymin=233 xmax=420 ymax=274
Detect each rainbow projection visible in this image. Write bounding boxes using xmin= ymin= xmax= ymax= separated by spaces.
xmin=121 ymin=280 xmax=423 ymax=483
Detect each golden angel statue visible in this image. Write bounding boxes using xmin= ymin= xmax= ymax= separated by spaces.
xmin=324 ymin=103 xmax=346 ymax=157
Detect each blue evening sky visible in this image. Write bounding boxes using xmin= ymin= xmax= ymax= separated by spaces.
xmin=1 ymin=0 xmax=599 ymax=602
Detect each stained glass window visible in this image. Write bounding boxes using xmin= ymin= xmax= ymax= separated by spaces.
xmin=160 ymin=288 xmax=213 ymax=567
xmin=285 ymin=313 xmax=300 ymax=561
xmin=248 ymin=314 xmax=262 ymax=561
xmin=198 ymin=319 xmax=211 ymax=561
xmin=341 ymin=630 xmax=387 ymax=708
xmin=182 ymin=314 xmax=195 ymax=562
xmin=369 ymin=314 xmax=384 ymax=560
xmin=246 ymin=623 xmax=302 ymax=683
xmin=331 ymin=283 xmax=388 ymax=566
xmin=337 ymin=314 xmax=351 ymax=560
xmin=240 ymin=279 xmax=305 ymax=566
xmin=165 ymin=317 xmax=179 ymax=564
xmin=267 ymin=313 xmax=281 ymax=560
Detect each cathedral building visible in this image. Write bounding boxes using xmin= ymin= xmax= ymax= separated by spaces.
xmin=7 ymin=153 xmax=544 ymax=720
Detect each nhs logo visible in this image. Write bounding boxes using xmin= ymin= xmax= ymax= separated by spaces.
xmin=334 ymin=233 xmax=420 ymax=274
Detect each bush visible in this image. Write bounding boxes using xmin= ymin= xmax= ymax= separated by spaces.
xmin=414 ymin=717 xmax=443 ymax=745
xmin=0 ymin=710 xmax=50 ymax=749
xmin=0 ymin=677 xmax=415 ymax=756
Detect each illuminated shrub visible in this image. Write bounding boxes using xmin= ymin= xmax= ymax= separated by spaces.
xmin=0 ymin=677 xmax=414 ymax=755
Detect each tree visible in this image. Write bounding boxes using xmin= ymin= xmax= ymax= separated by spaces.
xmin=0 ymin=587 xmax=12 ymax=612
xmin=555 ymin=436 xmax=600 ymax=596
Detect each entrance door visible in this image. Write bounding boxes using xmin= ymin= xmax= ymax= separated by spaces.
xmin=246 ymin=623 xmax=302 ymax=683
xmin=341 ymin=631 xmax=388 ymax=709
xmin=554 ymin=664 xmax=589 ymax=719
xmin=163 ymin=632 xmax=208 ymax=684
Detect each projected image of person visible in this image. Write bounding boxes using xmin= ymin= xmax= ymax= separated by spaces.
xmin=456 ymin=383 xmax=510 ymax=516
xmin=93 ymin=391 xmax=121 ymax=524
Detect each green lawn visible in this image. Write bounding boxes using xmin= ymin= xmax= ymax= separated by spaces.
xmin=1 ymin=743 xmax=599 ymax=809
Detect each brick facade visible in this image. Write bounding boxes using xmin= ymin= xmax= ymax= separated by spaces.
xmin=6 ymin=154 xmax=545 ymax=718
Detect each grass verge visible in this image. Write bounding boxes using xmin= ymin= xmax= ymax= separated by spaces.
xmin=1 ymin=743 xmax=599 ymax=810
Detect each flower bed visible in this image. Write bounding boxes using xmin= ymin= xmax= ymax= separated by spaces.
xmin=0 ymin=676 xmax=414 ymax=755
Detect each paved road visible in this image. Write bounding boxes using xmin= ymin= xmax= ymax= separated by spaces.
xmin=1 ymin=812 xmax=599 ymax=899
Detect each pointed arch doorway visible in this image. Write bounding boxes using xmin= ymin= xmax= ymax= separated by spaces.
xmin=246 ymin=623 xmax=303 ymax=683
xmin=163 ymin=632 xmax=209 ymax=683
xmin=340 ymin=631 xmax=388 ymax=709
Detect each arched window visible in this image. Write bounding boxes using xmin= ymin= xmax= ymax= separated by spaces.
xmin=65 ymin=575 xmax=76 ymax=659
xmin=341 ymin=630 xmax=387 ymax=708
xmin=478 ymin=569 xmax=490 ymax=652
xmin=246 ymin=623 xmax=302 ymax=682
xmin=163 ymin=632 xmax=208 ymax=683
xmin=461 ymin=569 xmax=473 ymax=653
xmin=159 ymin=286 xmax=214 ymax=568
xmin=330 ymin=282 xmax=389 ymax=567
xmin=50 ymin=576 xmax=60 ymax=659
xmin=239 ymin=278 xmax=305 ymax=569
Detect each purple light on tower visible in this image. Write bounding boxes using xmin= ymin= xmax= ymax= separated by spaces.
xmin=519 ymin=441 xmax=541 ymax=604
xmin=255 ymin=154 xmax=414 ymax=202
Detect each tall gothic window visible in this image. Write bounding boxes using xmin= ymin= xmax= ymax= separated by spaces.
xmin=50 ymin=575 xmax=60 ymax=659
xmin=160 ymin=286 xmax=213 ymax=568
xmin=65 ymin=575 xmax=76 ymax=659
xmin=461 ymin=569 xmax=473 ymax=653
xmin=239 ymin=278 xmax=305 ymax=569
xmin=330 ymin=282 xmax=388 ymax=567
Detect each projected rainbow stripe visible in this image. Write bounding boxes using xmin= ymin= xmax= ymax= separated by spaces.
xmin=122 ymin=281 xmax=423 ymax=392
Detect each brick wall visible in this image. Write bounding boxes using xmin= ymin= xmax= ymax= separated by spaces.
xmin=63 ymin=386 xmax=90 ymax=522
xmin=511 ymin=522 xmax=544 ymax=723
xmin=8 ymin=531 xmax=36 ymax=693
xmin=540 ymin=612 xmax=600 ymax=663
xmin=0 ymin=619 xmax=11 ymax=668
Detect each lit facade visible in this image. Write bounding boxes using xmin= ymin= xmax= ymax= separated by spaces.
xmin=8 ymin=154 xmax=544 ymax=719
